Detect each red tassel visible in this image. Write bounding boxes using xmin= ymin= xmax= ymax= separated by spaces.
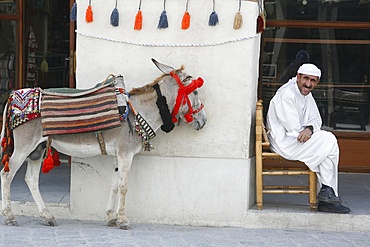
xmin=52 ymin=150 xmax=61 ymax=167
xmin=181 ymin=11 xmax=190 ymax=30
xmin=4 ymin=161 xmax=9 ymax=172
xmin=42 ymin=148 xmax=54 ymax=173
xmin=1 ymin=137 xmax=6 ymax=148
xmin=85 ymin=5 xmax=93 ymax=23
xmin=2 ymin=154 xmax=8 ymax=165
xmin=134 ymin=10 xmax=143 ymax=30
xmin=257 ymin=15 xmax=264 ymax=33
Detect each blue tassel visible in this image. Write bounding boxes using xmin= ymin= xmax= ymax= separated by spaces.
xmin=208 ymin=11 xmax=219 ymax=26
xmin=70 ymin=2 xmax=77 ymax=22
xmin=110 ymin=8 xmax=119 ymax=27
xmin=157 ymin=10 xmax=168 ymax=29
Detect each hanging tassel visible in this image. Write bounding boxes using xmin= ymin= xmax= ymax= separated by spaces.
xmin=256 ymin=14 xmax=264 ymax=33
xmin=233 ymin=0 xmax=243 ymax=30
xmin=158 ymin=0 xmax=168 ymax=29
xmin=70 ymin=1 xmax=77 ymax=21
xmin=182 ymin=12 xmax=190 ymax=30
xmin=134 ymin=0 xmax=143 ymax=30
xmin=85 ymin=0 xmax=93 ymax=23
xmin=233 ymin=11 xmax=242 ymax=30
xmin=208 ymin=0 xmax=218 ymax=26
xmin=52 ymin=149 xmax=61 ymax=167
xmin=40 ymin=57 xmax=49 ymax=73
xmin=110 ymin=0 xmax=119 ymax=27
xmin=181 ymin=0 xmax=190 ymax=30
xmin=256 ymin=0 xmax=265 ymax=33
xmin=42 ymin=148 xmax=54 ymax=174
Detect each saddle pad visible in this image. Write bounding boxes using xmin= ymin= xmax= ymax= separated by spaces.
xmin=9 ymin=88 xmax=41 ymax=129
xmin=41 ymin=84 xmax=121 ymax=136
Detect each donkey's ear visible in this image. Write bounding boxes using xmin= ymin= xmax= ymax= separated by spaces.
xmin=151 ymin=58 xmax=175 ymax=74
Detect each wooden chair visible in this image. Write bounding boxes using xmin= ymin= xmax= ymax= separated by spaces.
xmin=255 ymin=100 xmax=317 ymax=211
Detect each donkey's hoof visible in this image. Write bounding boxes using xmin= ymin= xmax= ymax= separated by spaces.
xmin=44 ymin=219 xmax=57 ymax=227
xmin=5 ymin=219 xmax=18 ymax=226
xmin=107 ymin=218 xmax=118 ymax=227
xmin=119 ymin=223 xmax=131 ymax=230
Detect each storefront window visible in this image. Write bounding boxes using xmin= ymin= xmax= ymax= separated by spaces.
xmin=262 ymin=1 xmax=370 ymax=132
xmin=0 ymin=0 xmax=16 ymax=15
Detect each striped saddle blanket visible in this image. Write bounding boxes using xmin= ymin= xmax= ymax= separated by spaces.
xmin=41 ymin=82 xmax=121 ymax=136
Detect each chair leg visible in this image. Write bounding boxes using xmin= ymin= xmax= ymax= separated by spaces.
xmin=308 ymin=170 xmax=317 ymax=212
xmin=256 ymin=159 xmax=263 ymax=210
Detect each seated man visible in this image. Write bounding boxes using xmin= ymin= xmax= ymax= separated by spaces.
xmin=266 ymin=63 xmax=350 ymax=214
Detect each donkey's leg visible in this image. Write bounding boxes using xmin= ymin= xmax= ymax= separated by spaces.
xmin=1 ymin=155 xmax=26 ymax=226
xmin=25 ymin=156 xmax=57 ymax=226
xmin=106 ymin=165 xmax=119 ymax=227
xmin=116 ymin=154 xmax=134 ymax=230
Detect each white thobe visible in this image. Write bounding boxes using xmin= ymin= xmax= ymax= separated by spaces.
xmin=266 ymin=77 xmax=339 ymax=195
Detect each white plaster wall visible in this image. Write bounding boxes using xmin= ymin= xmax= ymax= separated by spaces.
xmin=71 ymin=0 xmax=260 ymax=225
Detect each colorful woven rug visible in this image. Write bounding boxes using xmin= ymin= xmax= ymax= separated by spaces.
xmin=9 ymin=88 xmax=41 ymax=129
xmin=41 ymin=84 xmax=121 ymax=136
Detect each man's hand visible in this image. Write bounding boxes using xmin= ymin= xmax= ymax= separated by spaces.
xmin=297 ymin=127 xmax=313 ymax=143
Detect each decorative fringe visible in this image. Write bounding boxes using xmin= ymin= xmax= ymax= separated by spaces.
xmin=134 ymin=10 xmax=143 ymax=30
xmin=110 ymin=8 xmax=119 ymax=27
xmin=70 ymin=2 xmax=77 ymax=21
xmin=1 ymin=102 xmax=13 ymax=173
xmin=158 ymin=10 xmax=168 ymax=29
xmin=208 ymin=11 xmax=218 ymax=26
xmin=233 ymin=11 xmax=243 ymax=30
xmin=182 ymin=11 xmax=190 ymax=30
xmin=85 ymin=1 xmax=93 ymax=23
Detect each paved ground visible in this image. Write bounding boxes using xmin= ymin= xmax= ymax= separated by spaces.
xmin=1 ymin=216 xmax=370 ymax=247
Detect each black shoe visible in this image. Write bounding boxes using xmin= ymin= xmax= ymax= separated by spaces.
xmin=317 ymin=186 xmax=342 ymax=204
xmin=317 ymin=201 xmax=351 ymax=214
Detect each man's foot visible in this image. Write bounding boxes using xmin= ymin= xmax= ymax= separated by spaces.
xmin=317 ymin=201 xmax=351 ymax=214
xmin=317 ymin=186 xmax=342 ymax=204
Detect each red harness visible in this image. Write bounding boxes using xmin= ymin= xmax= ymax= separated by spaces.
xmin=170 ymin=71 xmax=204 ymax=123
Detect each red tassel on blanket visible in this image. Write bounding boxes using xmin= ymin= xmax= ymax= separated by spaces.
xmin=52 ymin=150 xmax=61 ymax=167
xmin=42 ymin=148 xmax=54 ymax=173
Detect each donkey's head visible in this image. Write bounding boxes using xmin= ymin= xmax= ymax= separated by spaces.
xmin=152 ymin=59 xmax=207 ymax=131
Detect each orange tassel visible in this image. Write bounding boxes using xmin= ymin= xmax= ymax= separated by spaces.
xmin=134 ymin=10 xmax=142 ymax=30
xmin=85 ymin=5 xmax=93 ymax=23
xmin=4 ymin=161 xmax=9 ymax=172
xmin=181 ymin=11 xmax=190 ymax=30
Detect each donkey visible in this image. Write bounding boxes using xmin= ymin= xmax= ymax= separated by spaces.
xmin=0 ymin=59 xmax=207 ymax=229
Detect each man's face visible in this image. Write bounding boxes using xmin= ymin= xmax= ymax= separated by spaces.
xmin=296 ymin=73 xmax=320 ymax=96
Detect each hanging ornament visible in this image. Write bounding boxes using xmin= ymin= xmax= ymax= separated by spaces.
xmin=233 ymin=0 xmax=243 ymax=30
xmin=208 ymin=0 xmax=218 ymax=26
xmin=257 ymin=0 xmax=266 ymax=34
xmin=70 ymin=1 xmax=77 ymax=22
xmin=85 ymin=0 xmax=93 ymax=23
xmin=134 ymin=0 xmax=143 ymax=30
xmin=181 ymin=0 xmax=190 ymax=30
xmin=157 ymin=0 xmax=169 ymax=29
xmin=110 ymin=0 xmax=119 ymax=27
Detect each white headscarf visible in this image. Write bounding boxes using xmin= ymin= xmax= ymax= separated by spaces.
xmin=297 ymin=63 xmax=321 ymax=78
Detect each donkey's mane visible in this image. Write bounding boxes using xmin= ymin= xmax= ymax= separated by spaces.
xmin=129 ymin=66 xmax=184 ymax=96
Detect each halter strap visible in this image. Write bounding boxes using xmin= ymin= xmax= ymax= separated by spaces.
xmin=170 ymin=71 xmax=204 ymax=123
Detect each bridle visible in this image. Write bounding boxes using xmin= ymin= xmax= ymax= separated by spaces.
xmin=169 ymin=71 xmax=204 ymax=123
